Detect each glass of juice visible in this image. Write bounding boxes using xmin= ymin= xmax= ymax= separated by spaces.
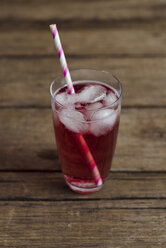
xmin=50 ymin=69 xmax=122 ymax=194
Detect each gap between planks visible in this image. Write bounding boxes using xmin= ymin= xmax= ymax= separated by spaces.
xmin=0 ymin=17 xmax=166 ymax=31
xmin=0 ymin=170 xmax=166 ymax=173
xmin=0 ymin=197 xmax=166 ymax=207
xmin=1 ymin=54 xmax=166 ymax=59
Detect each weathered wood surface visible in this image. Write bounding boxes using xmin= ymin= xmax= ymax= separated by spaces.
xmin=0 ymin=201 xmax=166 ymax=248
xmin=0 ymin=108 xmax=165 ymax=171
xmin=0 ymin=172 xmax=165 ymax=200
xmin=0 ymin=28 xmax=166 ymax=56
xmin=1 ymin=57 xmax=166 ymax=107
xmin=1 ymin=0 xmax=166 ymax=27
xmin=0 ymin=0 xmax=166 ymax=247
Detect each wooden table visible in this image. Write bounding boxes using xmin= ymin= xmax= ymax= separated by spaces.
xmin=0 ymin=0 xmax=166 ymax=247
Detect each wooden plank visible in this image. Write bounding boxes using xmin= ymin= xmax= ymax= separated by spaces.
xmin=0 ymin=29 xmax=165 ymax=56
xmin=0 ymin=108 xmax=165 ymax=171
xmin=0 ymin=57 xmax=166 ymax=107
xmin=0 ymin=109 xmax=58 ymax=170
xmin=0 ymin=201 xmax=165 ymax=247
xmin=0 ymin=172 xmax=165 ymax=200
xmin=1 ymin=199 xmax=165 ymax=209
xmin=1 ymin=0 xmax=166 ymax=28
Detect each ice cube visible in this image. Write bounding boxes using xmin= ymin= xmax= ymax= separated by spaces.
xmin=84 ymin=102 xmax=103 ymax=120
xmin=104 ymin=92 xmax=117 ymax=106
xmin=90 ymin=92 xmax=106 ymax=103
xmin=55 ymin=85 xmax=107 ymax=108
xmin=76 ymin=85 xmax=106 ymax=103
xmin=90 ymin=109 xmax=117 ymax=136
xmin=55 ymin=92 xmax=77 ymax=107
xmin=59 ymin=108 xmax=88 ymax=133
xmin=85 ymin=102 xmax=103 ymax=111
xmin=55 ymin=92 xmax=66 ymax=105
xmin=93 ymin=109 xmax=114 ymax=120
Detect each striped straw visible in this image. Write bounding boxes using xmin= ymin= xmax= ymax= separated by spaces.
xmin=49 ymin=24 xmax=102 ymax=186
xmin=74 ymin=133 xmax=103 ymax=186
xmin=50 ymin=24 xmax=74 ymax=95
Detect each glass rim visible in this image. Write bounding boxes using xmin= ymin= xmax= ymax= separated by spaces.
xmin=50 ymin=68 xmax=123 ymax=110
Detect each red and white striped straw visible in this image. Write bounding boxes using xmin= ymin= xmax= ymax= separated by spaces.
xmin=50 ymin=24 xmax=74 ymax=95
xmin=49 ymin=24 xmax=102 ymax=186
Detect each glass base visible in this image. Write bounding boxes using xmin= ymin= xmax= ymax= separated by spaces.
xmin=64 ymin=175 xmax=103 ymax=194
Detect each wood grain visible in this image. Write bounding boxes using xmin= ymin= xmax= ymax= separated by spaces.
xmin=0 ymin=29 xmax=165 ymax=56
xmin=0 ymin=108 xmax=165 ymax=171
xmin=0 ymin=201 xmax=165 ymax=247
xmin=0 ymin=172 xmax=165 ymax=200
xmin=1 ymin=57 xmax=166 ymax=107
xmin=1 ymin=0 xmax=166 ymax=31
xmin=0 ymin=0 xmax=166 ymax=247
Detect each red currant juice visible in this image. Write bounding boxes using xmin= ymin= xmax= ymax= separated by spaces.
xmin=52 ymin=82 xmax=120 ymax=191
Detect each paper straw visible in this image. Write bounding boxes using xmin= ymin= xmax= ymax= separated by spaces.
xmin=49 ymin=24 xmax=102 ymax=186
xmin=74 ymin=133 xmax=103 ymax=186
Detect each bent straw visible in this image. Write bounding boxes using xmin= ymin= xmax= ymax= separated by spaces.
xmin=50 ymin=24 xmax=102 ymax=186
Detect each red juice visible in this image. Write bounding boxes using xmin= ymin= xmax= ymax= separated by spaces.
xmin=51 ymin=81 xmax=121 ymax=193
